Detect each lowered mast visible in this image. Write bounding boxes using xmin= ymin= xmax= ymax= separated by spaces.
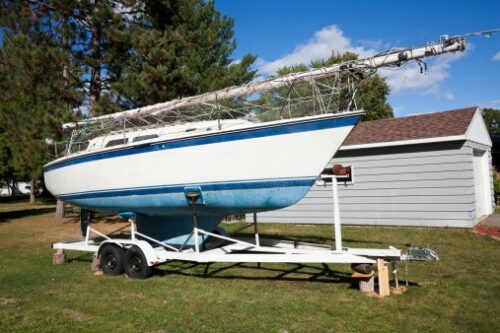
xmin=64 ymin=34 xmax=468 ymax=129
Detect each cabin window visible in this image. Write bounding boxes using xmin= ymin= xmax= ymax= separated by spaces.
xmin=105 ymin=138 xmax=128 ymax=147
xmin=132 ymin=134 xmax=159 ymax=142
xmin=185 ymin=128 xmax=197 ymax=132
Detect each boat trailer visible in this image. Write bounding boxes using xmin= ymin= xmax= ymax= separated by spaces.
xmin=52 ymin=177 xmax=437 ymax=295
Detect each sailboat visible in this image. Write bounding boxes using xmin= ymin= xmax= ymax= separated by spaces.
xmin=44 ymin=34 xmax=466 ymax=244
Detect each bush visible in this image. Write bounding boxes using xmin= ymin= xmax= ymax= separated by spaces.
xmin=494 ymin=173 xmax=500 ymax=202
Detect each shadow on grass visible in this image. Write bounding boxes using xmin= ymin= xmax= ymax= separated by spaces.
xmin=155 ymin=261 xmax=421 ymax=287
xmin=0 ymin=194 xmax=56 ymax=204
xmin=155 ymin=261 xmax=358 ymax=286
xmin=62 ymin=215 xmax=126 ymax=225
xmin=62 ymin=251 xmax=420 ymax=287
xmin=231 ymin=231 xmax=384 ymax=245
xmin=0 ymin=208 xmax=55 ymax=223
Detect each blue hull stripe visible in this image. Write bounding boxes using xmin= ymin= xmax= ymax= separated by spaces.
xmin=59 ymin=177 xmax=317 ymax=200
xmin=44 ymin=114 xmax=360 ymax=172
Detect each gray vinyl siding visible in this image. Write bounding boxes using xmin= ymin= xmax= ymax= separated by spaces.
xmin=249 ymin=141 xmax=479 ymax=228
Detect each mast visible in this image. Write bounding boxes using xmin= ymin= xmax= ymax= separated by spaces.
xmin=64 ymin=34 xmax=467 ymax=129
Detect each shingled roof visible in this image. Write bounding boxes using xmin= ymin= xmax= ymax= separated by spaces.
xmin=343 ymin=107 xmax=478 ymax=146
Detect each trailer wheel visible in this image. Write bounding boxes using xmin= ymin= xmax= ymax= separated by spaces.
xmin=124 ymin=246 xmax=152 ymax=279
xmin=99 ymin=244 xmax=125 ymax=276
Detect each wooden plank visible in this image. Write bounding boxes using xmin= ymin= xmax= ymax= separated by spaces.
xmin=377 ymin=259 xmax=390 ymax=297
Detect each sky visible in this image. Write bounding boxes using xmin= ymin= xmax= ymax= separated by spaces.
xmin=215 ymin=0 xmax=500 ymax=117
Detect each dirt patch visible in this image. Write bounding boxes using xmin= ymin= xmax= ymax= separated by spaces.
xmin=62 ymin=309 xmax=94 ymax=323
xmin=0 ymin=297 xmax=19 ymax=305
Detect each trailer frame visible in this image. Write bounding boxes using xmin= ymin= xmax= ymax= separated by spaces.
xmin=52 ymin=177 xmax=405 ymax=279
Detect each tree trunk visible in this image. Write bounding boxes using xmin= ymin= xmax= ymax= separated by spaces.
xmin=55 ymin=199 xmax=66 ymax=221
xmin=89 ymin=16 xmax=102 ymax=117
xmin=29 ymin=177 xmax=36 ymax=203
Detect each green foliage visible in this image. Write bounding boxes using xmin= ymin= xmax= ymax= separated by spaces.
xmin=355 ymin=75 xmax=393 ymax=120
xmin=112 ymin=0 xmax=256 ymax=109
xmin=494 ymin=173 xmax=500 ymax=197
xmin=1 ymin=0 xmax=256 ymax=116
xmin=255 ymin=52 xmax=392 ymax=121
xmin=0 ymin=27 xmax=80 ymax=181
xmin=482 ymin=108 xmax=500 ymax=133
xmin=0 ymin=133 xmax=15 ymax=188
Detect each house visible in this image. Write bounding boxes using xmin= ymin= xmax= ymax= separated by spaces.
xmin=247 ymin=107 xmax=494 ymax=228
xmin=0 ymin=181 xmax=31 ymax=196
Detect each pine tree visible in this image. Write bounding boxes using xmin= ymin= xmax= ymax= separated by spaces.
xmin=112 ymin=0 xmax=256 ymax=109
xmin=0 ymin=1 xmax=81 ymax=202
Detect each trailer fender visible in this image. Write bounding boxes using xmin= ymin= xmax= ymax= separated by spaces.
xmin=97 ymin=240 xmax=125 ymax=254
xmin=129 ymin=240 xmax=159 ymax=266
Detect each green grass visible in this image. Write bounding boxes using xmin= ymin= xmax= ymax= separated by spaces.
xmin=0 ymin=202 xmax=499 ymax=333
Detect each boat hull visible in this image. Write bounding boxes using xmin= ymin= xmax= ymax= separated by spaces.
xmin=44 ymin=113 xmax=361 ymax=243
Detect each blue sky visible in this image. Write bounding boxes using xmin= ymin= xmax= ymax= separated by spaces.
xmin=216 ymin=0 xmax=500 ymax=116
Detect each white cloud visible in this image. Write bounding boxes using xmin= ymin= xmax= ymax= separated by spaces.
xmin=481 ymin=99 xmax=500 ymax=108
xmin=257 ymin=25 xmax=465 ymax=100
xmin=493 ymin=51 xmax=500 ymax=61
xmin=379 ymin=51 xmax=466 ymax=96
xmin=258 ymin=25 xmax=376 ymax=76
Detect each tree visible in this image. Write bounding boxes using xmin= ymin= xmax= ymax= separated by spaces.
xmin=255 ymin=52 xmax=393 ymax=122
xmin=0 ymin=2 xmax=81 ymax=202
xmin=0 ymin=132 xmax=16 ymax=194
xmin=482 ymin=108 xmax=500 ymax=133
xmin=112 ymin=0 xmax=256 ymax=110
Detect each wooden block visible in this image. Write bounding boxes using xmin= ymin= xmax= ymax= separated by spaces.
xmin=377 ymin=258 xmax=390 ymax=297
xmin=90 ymin=254 xmax=101 ymax=273
xmin=52 ymin=249 xmax=66 ymax=265
xmin=390 ymin=287 xmax=408 ymax=295
xmin=352 ymin=271 xmax=375 ymax=279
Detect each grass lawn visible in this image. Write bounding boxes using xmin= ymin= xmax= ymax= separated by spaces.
xmin=0 ymin=201 xmax=499 ymax=333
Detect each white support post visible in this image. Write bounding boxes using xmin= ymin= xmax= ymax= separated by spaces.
xmin=253 ymin=212 xmax=260 ymax=247
xmin=85 ymin=224 xmax=91 ymax=245
xmin=194 ymin=227 xmax=199 ymax=254
xmin=130 ymin=216 xmax=136 ymax=241
xmin=332 ymin=177 xmax=342 ymax=252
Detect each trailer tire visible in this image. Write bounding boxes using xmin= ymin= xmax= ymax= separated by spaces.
xmin=124 ymin=246 xmax=152 ymax=279
xmin=99 ymin=244 xmax=125 ymax=276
